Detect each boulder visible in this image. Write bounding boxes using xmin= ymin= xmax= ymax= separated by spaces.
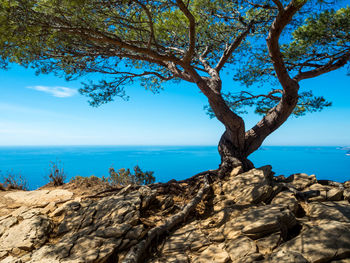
xmin=192 ymin=244 xmax=230 ymax=263
xmin=344 ymin=189 xmax=350 ymax=201
xmin=162 ymin=222 xmax=211 ymax=254
xmin=0 ymin=185 xmax=156 ymax=263
xmin=4 ymin=189 xmax=73 ymax=207
xmin=277 ymin=221 xmax=350 ymax=262
xmin=221 ymin=166 xmax=273 ymax=204
xmin=224 ymin=236 xmax=257 ymax=262
xmin=221 ymin=205 xmax=296 ymax=240
xmin=266 ymin=250 xmax=309 ymax=263
xmin=287 ymin=173 xmax=317 ymax=191
xmin=307 ymin=184 xmax=343 ymax=201
xmin=271 ymin=191 xmax=299 ymax=214
xmin=304 ymin=201 xmax=350 ymax=223
xmin=0 ymin=210 xmax=51 ymax=254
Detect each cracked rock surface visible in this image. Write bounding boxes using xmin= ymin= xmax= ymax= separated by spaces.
xmin=1 ymin=166 xmax=350 ymax=263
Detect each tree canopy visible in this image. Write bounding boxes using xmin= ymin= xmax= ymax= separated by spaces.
xmin=1 ymin=0 xmax=349 ymax=170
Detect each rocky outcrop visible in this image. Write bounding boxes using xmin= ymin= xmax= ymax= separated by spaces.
xmin=0 ymin=167 xmax=350 ymax=263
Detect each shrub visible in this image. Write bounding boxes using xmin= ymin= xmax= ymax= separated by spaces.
xmin=1 ymin=171 xmax=28 ymax=191
xmin=48 ymin=161 xmax=66 ymax=186
xmin=70 ymin=175 xmax=105 ymax=188
xmin=108 ymin=165 xmax=155 ymax=186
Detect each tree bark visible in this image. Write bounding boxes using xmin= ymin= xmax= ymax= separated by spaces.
xmin=218 ymin=130 xmax=254 ymax=175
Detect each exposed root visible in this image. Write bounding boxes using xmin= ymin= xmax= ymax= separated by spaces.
xmin=122 ymin=175 xmax=211 ymax=263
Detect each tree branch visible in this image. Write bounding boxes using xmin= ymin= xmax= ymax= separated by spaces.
xmin=293 ymin=53 xmax=350 ymax=82
xmin=175 ymin=0 xmax=196 ymax=64
xmin=266 ymin=0 xmax=306 ymax=92
xmin=215 ymin=25 xmax=252 ymax=72
xmin=271 ymin=0 xmax=284 ymax=11
xmin=245 ymin=0 xmax=307 ymax=155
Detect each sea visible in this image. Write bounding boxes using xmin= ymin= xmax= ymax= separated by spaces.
xmin=0 ymin=146 xmax=349 ymax=190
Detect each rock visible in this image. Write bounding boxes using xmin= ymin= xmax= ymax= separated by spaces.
xmin=207 ymin=231 xmax=225 ymax=242
xmin=307 ymin=184 xmax=343 ymax=201
xmin=0 ymin=210 xmax=51 ymax=254
xmin=266 ymin=250 xmax=309 ymax=263
xmin=277 ymin=221 xmax=350 ymax=262
xmin=224 ymin=236 xmax=257 ymax=262
xmin=304 ymin=201 xmax=350 ymax=223
xmin=332 ymin=259 xmax=350 ymax=263
xmin=162 ymin=223 xmax=211 ymax=254
xmin=235 ymin=253 xmax=264 ymax=263
xmin=256 ymin=232 xmax=281 ymax=255
xmin=230 ymin=166 xmax=243 ymax=177
xmin=139 ymin=185 xmax=157 ymax=209
xmin=271 ymin=191 xmax=299 ymax=214
xmin=4 ymin=189 xmax=73 ymax=207
xmin=12 ymin=185 xmax=155 ymax=263
xmin=151 ymin=253 xmax=189 ymax=263
xmin=222 ymin=205 xmax=296 ymax=239
xmin=327 ymin=188 xmax=344 ymax=201
xmin=222 ymin=166 xmax=273 ymax=204
xmin=287 ymin=173 xmax=317 ymax=191
xmin=344 ymin=180 xmax=350 ymax=188
xmin=192 ymin=244 xmax=230 ymax=263
xmin=0 ymin=256 xmax=23 ymax=263
xmin=344 ymin=189 xmax=350 ymax=201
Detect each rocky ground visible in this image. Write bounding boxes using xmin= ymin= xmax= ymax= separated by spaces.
xmin=1 ymin=166 xmax=350 ymax=263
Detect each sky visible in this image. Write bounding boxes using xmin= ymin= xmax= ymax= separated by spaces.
xmin=0 ymin=61 xmax=349 ymax=146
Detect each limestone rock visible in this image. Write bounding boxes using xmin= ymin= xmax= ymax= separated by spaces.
xmin=266 ymin=250 xmax=309 ymax=263
xmin=222 ymin=166 xmax=273 ymax=204
xmin=221 ymin=205 xmax=296 ymax=239
xmin=256 ymin=232 xmax=281 ymax=255
xmin=192 ymin=244 xmax=230 ymax=263
xmin=162 ymin=222 xmax=211 ymax=254
xmin=6 ymin=185 xmax=156 ymax=263
xmin=307 ymin=184 xmax=343 ymax=201
xmin=344 ymin=189 xmax=350 ymax=201
xmin=271 ymin=191 xmax=299 ymax=214
xmin=287 ymin=173 xmax=317 ymax=191
xmin=224 ymin=236 xmax=257 ymax=262
xmin=304 ymin=201 xmax=350 ymax=223
xmin=4 ymin=189 xmax=73 ymax=207
xmin=0 ymin=210 xmax=51 ymax=254
xmin=277 ymin=221 xmax=350 ymax=262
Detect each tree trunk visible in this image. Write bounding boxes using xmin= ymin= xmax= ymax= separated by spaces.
xmin=217 ymin=130 xmax=254 ymax=176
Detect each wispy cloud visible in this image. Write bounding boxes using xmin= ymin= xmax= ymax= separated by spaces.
xmin=27 ymin=86 xmax=78 ymax=98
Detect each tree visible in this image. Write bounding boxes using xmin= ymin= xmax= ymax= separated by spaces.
xmin=0 ymin=0 xmax=349 ymax=173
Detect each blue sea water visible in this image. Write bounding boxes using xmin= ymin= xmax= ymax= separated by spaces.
xmin=0 ymin=146 xmax=349 ymax=190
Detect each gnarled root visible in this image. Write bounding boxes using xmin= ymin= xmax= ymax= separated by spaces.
xmin=122 ymin=175 xmax=211 ymax=263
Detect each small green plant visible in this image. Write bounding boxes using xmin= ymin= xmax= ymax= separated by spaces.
xmin=0 ymin=170 xmax=28 ymax=191
xmin=108 ymin=165 xmax=155 ymax=186
xmin=48 ymin=161 xmax=66 ymax=186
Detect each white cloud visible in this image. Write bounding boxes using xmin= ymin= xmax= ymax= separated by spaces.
xmin=27 ymin=86 xmax=78 ymax=98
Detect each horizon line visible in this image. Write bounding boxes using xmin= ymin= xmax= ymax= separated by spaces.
xmin=0 ymin=144 xmax=348 ymax=147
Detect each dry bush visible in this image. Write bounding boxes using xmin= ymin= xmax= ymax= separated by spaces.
xmin=48 ymin=161 xmax=66 ymax=186
xmin=1 ymin=171 xmax=28 ymax=191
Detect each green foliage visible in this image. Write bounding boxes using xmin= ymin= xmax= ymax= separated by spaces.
xmin=0 ymin=171 xmax=28 ymax=191
xmin=0 ymin=0 xmax=270 ymax=106
xmin=48 ymin=161 xmax=66 ymax=186
xmin=108 ymin=165 xmax=155 ymax=186
xmin=0 ymin=0 xmax=348 ymax=117
xmin=205 ymin=90 xmax=332 ymax=117
xmin=282 ymin=6 xmax=350 ymax=73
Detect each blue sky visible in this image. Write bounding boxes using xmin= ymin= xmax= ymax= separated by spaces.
xmin=0 ymin=63 xmax=349 ymax=146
